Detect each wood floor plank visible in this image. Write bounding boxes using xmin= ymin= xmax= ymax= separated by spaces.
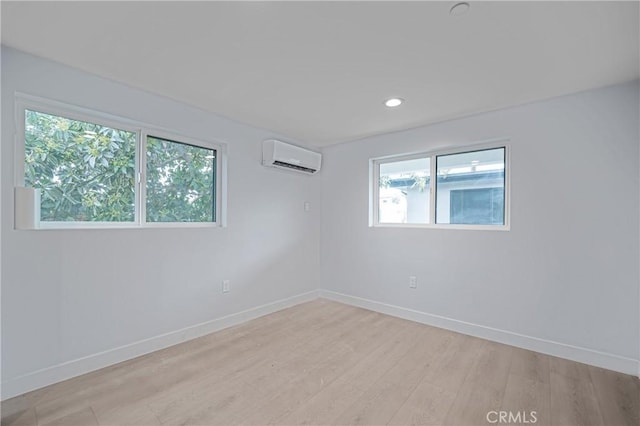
xmin=2 ymin=300 xmax=638 ymax=426
xmin=92 ymin=400 xmax=161 ymax=426
xmin=0 ymin=408 xmax=37 ymax=426
xmin=1 ymin=389 xmax=49 ymax=426
xmin=464 ymin=341 xmax=514 ymax=392
xmin=497 ymin=346 xmax=551 ymax=425
xmin=224 ymin=310 xmax=401 ymax=425
xmin=387 ymin=380 xmax=457 ymax=426
xmin=235 ymin=312 xmax=397 ymax=425
xmin=588 ymin=365 xmax=640 ymax=426
xmin=509 ymin=346 xmax=551 ymax=385
xmin=549 ymin=354 xmax=590 ymax=381
xmin=40 ymin=407 xmax=98 ymax=426
xmin=549 ymin=370 xmax=604 ymax=426
xmin=188 ymin=311 xmax=388 ymax=425
xmin=443 ymin=340 xmax=513 ymax=426
xmin=421 ymin=332 xmax=485 ymax=393
xmin=274 ymin=322 xmax=424 ymax=425
xmin=330 ymin=327 xmax=439 ymax=425
xmin=500 ymin=373 xmax=550 ymax=425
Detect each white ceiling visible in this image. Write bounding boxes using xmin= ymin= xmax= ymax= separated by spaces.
xmin=2 ymin=1 xmax=638 ymax=147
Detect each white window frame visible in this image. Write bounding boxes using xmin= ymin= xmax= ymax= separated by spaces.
xmin=370 ymin=140 xmax=510 ymax=231
xmin=15 ymin=93 xmax=226 ymax=230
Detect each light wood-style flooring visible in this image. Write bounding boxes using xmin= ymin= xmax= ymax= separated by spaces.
xmin=2 ymin=299 xmax=638 ymax=426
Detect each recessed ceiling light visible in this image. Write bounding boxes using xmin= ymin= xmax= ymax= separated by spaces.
xmin=384 ymin=98 xmax=404 ymax=108
xmin=450 ymin=2 xmax=470 ymax=16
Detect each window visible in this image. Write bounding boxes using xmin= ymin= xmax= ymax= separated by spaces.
xmin=449 ymin=188 xmax=504 ymax=225
xmin=378 ymin=157 xmax=430 ymax=224
xmin=24 ymin=110 xmax=137 ymax=222
xmin=371 ymin=145 xmax=508 ymax=230
xmin=18 ymin=97 xmax=223 ymax=228
xmin=436 ymin=147 xmax=506 ymax=225
xmin=145 ymin=136 xmax=216 ymax=223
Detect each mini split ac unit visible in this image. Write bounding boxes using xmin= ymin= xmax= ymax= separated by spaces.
xmin=262 ymin=139 xmax=322 ymax=175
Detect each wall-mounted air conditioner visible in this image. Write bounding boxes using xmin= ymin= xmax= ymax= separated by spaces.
xmin=262 ymin=139 xmax=322 ymax=175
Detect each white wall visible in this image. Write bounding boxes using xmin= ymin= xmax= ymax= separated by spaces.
xmin=320 ymin=81 xmax=640 ymax=373
xmin=1 ymin=47 xmax=321 ymax=398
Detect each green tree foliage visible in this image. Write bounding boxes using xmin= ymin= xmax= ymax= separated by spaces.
xmin=379 ymin=174 xmax=391 ymax=188
xmin=25 ymin=110 xmax=136 ymax=221
xmin=410 ymin=173 xmax=429 ymax=192
xmin=24 ymin=110 xmax=215 ymax=223
xmin=146 ymin=136 xmax=215 ymax=222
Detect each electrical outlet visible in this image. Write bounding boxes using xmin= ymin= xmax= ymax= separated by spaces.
xmin=222 ymin=280 xmax=230 ymax=293
xmin=409 ymin=276 xmax=417 ymax=289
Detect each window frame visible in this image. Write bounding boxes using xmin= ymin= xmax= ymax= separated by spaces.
xmin=15 ymin=93 xmax=226 ymax=230
xmin=370 ymin=141 xmax=510 ymax=231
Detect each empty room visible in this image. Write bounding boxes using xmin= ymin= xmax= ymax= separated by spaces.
xmin=1 ymin=1 xmax=639 ymax=425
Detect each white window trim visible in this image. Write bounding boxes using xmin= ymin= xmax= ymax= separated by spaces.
xmin=370 ymin=140 xmax=511 ymax=231
xmin=14 ymin=93 xmax=226 ymax=230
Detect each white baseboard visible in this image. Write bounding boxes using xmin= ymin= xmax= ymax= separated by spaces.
xmin=319 ymin=290 xmax=640 ymax=377
xmin=1 ymin=290 xmax=319 ymax=401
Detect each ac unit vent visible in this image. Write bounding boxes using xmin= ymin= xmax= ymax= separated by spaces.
xmin=273 ymin=160 xmax=317 ymax=173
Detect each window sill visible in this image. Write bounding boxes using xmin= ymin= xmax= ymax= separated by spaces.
xmin=21 ymin=222 xmax=222 ymax=231
xmin=371 ymin=223 xmax=510 ymax=231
